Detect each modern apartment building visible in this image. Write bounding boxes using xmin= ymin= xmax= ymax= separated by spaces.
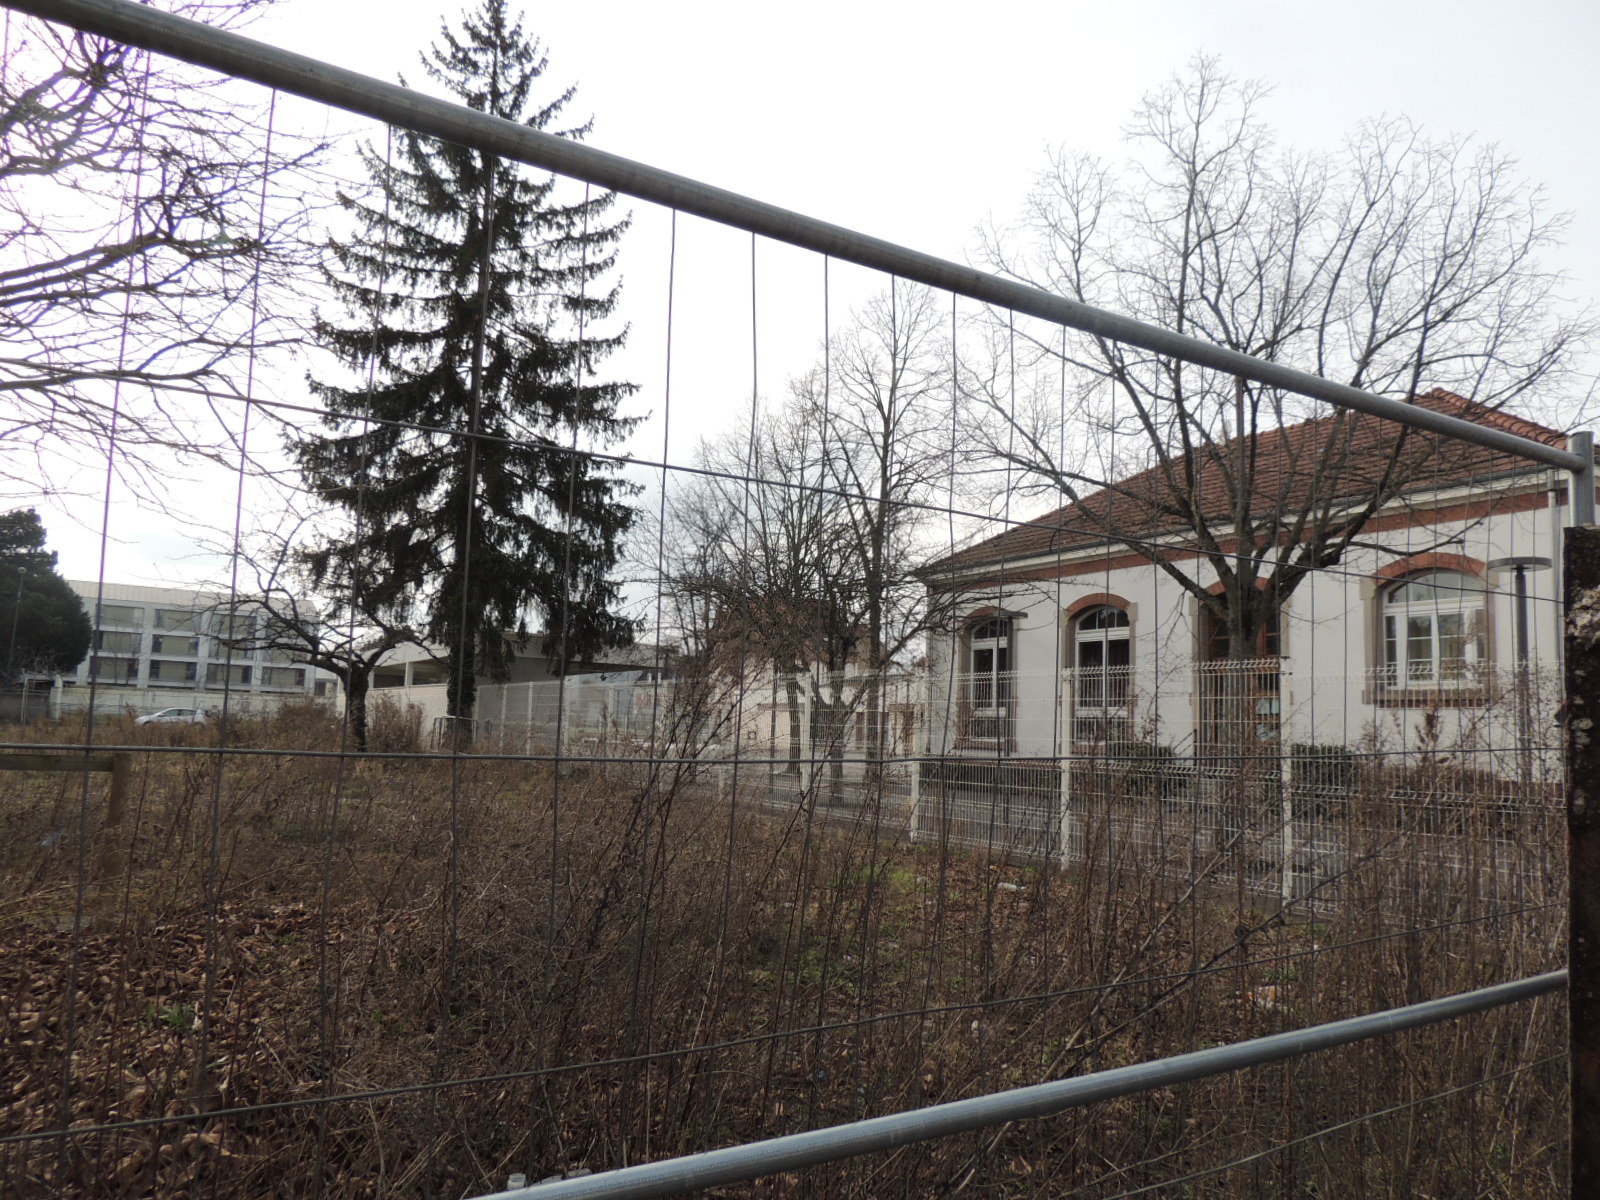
xmin=63 ymin=580 xmax=327 ymax=708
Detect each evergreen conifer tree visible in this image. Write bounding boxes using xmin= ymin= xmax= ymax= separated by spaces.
xmin=297 ymin=0 xmax=637 ymax=720
xmin=0 ymin=509 xmax=92 ymax=683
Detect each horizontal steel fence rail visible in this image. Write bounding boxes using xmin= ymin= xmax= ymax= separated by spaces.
xmin=488 ymin=971 xmax=1565 ymax=1200
xmin=6 ymin=0 xmax=1592 ymax=491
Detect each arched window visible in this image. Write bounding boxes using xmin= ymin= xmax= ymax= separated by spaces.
xmin=1073 ymin=606 xmax=1130 ymax=743
xmin=1382 ymin=570 xmax=1487 ymax=687
xmin=964 ymin=616 xmax=1013 ymax=743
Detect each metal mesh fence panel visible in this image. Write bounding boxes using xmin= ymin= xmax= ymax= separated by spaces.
xmin=0 ymin=3 xmax=1582 ymax=1196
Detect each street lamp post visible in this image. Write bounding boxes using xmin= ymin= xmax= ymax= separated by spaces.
xmin=1488 ymin=556 xmax=1553 ymax=787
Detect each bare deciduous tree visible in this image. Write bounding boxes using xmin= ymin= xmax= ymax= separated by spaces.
xmin=805 ymin=283 xmax=951 ymax=763
xmin=657 ymin=286 xmax=956 ymax=796
xmin=661 ymin=409 xmax=853 ymax=785
xmin=966 ymin=59 xmax=1592 ymax=665
xmin=1 ymin=2 xmax=324 ymax=500
xmin=213 ymin=519 xmax=419 ymax=751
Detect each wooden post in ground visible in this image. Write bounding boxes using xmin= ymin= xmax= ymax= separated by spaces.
xmin=97 ymin=751 xmax=131 ymax=883
xmin=1565 ymin=523 xmax=1600 ymax=1194
xmin=0 ymin=750 xmax=130 ymax=889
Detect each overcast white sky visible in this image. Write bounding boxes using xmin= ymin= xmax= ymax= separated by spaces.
xmin=37 ymin=0 xmax=1600 ymax=584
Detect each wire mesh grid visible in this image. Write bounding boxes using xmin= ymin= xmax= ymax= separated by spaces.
xmin=0 ymin=2 xmax=1579 ymax=1196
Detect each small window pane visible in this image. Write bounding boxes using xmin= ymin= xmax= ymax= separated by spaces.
xmin=1080 ymin=608 xmax=1128 ymax=631
xmin=1107 ymin=639 xmax=1130 ymax=705
xmin=93 ymin=630 xmax=142 ymax=654
xmin=88 ymin=656 xmax=138 ymax=682
xmin=213 ymin=613 xmax=256 ymax=640
xmin=1387 ymin=571 xmax=1479 ymax=606
xmin=1078 ymin=670 xmax=1102 ymax=712
xmin=1438 ymin=612 xmax=1466 ymax=679
xmin=1406 ymin=616 xmax=1433 ymax=681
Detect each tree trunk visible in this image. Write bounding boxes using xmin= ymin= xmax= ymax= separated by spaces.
xmin=828 ymin=669 xmax=846 ymax=805
xmin=346 ymin=672 xmax=370 ymax=754
xmin=446 ymin=148 xmax=493 ymax=733
xmin=447 ymin=636 xmax=477 ymax=744
xmin=863 ymin=670 xmax=883 ymax=793
xmin=784 ymin=674 xmax=804 ymax=778
xmin=1214 ymin=595 xmax=1279 ymax=917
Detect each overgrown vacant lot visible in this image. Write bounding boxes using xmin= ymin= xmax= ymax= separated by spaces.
xmin=0 ymin=710 xmax=1567 ymax=1198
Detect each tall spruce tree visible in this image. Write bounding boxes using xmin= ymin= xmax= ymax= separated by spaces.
xmin=297 ymin=0 xmax=638 ymax=720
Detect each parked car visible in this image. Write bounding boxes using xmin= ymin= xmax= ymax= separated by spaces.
xmin=135 ymin=707 xmax=208 ymax=726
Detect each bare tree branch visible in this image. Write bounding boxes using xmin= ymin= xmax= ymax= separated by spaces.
xmin=962 ymin=57 xmax=1594 ymax=655
xmin=1 ymin=2 xmax=327 ymax=502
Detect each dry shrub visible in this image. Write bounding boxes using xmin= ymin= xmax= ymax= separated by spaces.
xmin=366 ymin=694 xmax=423 ymax=754
xmin=0 ymin=729 xmax=1567 ymax=1198
xmin=221 ymin=699 xmax=346 ymax=753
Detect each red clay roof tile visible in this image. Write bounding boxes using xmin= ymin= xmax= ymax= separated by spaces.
xmin=924 ymin=391 xmax=1566 ymax=577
